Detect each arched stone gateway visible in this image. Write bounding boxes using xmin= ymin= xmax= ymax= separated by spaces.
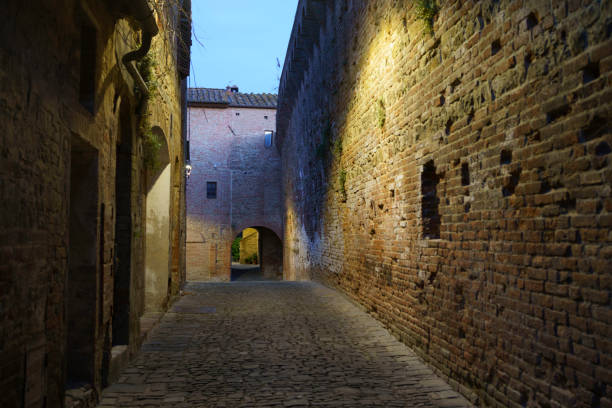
xmin=230 ymin=226 xmax=283 ymax=281
xmin=144 ymin=127 xmax=171 ymax=312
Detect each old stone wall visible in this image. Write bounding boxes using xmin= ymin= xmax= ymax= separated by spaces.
xmin=0 ymin=1 xmax=188 ymax=406
xmin=186 ymin=103 xmax=282 ymax=281
xmin=278 ymin=0 xmax=612 ymax=406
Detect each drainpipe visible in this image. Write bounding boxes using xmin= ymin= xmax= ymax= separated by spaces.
xmin=122 ymin=0 xmax=159 ymax=98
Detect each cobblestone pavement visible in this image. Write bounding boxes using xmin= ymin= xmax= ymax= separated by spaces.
xmin=98 ymin=282 xmax=473 ymax=407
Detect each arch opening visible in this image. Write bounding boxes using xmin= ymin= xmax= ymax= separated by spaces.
xmin=230 ymin=226 xmax=282 ymax=281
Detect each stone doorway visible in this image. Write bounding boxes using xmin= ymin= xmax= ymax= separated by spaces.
xmin=112 ymin=103 xmax=132 ymax=347
xmin=66 ymin=134 xmax=98 ymax=391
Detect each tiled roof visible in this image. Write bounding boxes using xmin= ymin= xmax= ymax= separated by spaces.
xmin=188 ymin=88 xmax=277 ymax=108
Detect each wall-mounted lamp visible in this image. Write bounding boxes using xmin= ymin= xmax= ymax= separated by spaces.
xmin=185 ymin=162 xmax=192 ymax=178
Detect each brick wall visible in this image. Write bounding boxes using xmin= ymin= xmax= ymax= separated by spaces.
xmin=278 ymin=0 xmax=612 ymax=406
xmin=186 ymin=103 xmax=283 ymax=281
xmin=0 ymin=1 xmax=187 ymax=406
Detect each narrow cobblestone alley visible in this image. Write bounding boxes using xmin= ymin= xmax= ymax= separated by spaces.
xmin=97 ymin=282 xmax=472 ymax=407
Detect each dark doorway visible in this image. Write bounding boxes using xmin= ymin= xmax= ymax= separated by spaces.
xmin=66 ymin=134 xmax=98 ymax=389
xmin=112 ymin=106 xmax=132 ymax=347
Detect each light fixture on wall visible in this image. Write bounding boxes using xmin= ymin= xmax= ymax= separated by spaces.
xmin=185 ymin=162 xmax=192 ymax=178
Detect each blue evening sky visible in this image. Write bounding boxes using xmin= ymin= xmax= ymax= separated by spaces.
xmin=188 ymin=1 xmax=299 ymax=94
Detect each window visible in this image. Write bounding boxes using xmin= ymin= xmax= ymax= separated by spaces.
xmin=79 ymin=17 xmax=97 ymax=113
xmin=421 ymin=160 xmax=440 ymax=238
xmin=206 ymin=182 xmax=217 ymax=199
xmin=461 ymin=163 xmax=470 ymax=186
xmin=264 ymin=130 xmax=273 ymax=148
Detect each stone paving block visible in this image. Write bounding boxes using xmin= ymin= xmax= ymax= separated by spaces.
xmin=97 ymin=282 xmax=473 ymax=407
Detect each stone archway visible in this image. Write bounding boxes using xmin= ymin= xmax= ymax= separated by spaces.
xmin=230 ymin=226 xmax=282 ymax=281
xmin=144 ymin=126 xmax=171 ymax=312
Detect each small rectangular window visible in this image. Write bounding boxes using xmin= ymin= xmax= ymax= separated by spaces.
xmin=206 ymin=182 xmax=217 ymax=199
xmin=264 ymin=130 xmax=273 ymax=147
xmin=421 ymin=160 xmax=440 ymax=238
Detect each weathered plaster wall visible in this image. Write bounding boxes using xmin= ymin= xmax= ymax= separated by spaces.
xmin=0 ymin=1 xmax=188 ymax=406
xmin=279 ymin=0 xmax=612 ymax=406
xmin=186 ymin=104 xmax=282 ymax=281
xmin=145 ymin=164 xmax=171 ymax=312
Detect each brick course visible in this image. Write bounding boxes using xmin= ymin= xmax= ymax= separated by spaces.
xmin=278 ymin=0 xmax=612 ymax=406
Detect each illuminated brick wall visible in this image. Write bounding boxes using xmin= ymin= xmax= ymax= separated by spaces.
xmin=278 ymin=0 xmax=612 ymax=406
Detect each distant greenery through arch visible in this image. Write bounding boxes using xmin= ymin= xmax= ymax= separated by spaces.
xmin=231 ymin=236 xmax=241 ymax=262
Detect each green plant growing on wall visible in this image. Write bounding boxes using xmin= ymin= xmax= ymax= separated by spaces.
xmin=414 ymin=0 xmax=439 ymax=34
xmin=136 ymin=50 xmax=163 ymax=172
xmin=137 ymin=52 xmax=160 ymax=99
xmin=338 ymin=169 xmax=347 ymax=202
xmin=377 ymin=98 xmax=386 ymax=128
xmin=141 ymin=119 xmax=162 ymax=171
xmin=231 ymin=237 xmax=241 ymax=262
